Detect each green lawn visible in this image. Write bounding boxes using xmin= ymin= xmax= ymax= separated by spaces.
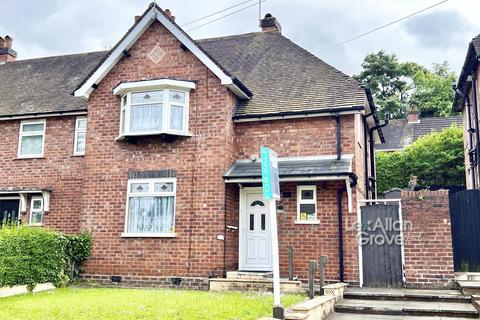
xmin=0 ymin=287 xmax=305 ymax=320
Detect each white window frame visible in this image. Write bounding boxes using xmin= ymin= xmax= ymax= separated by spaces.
xmin=119 ymin=88 xmax=190 ymax=138
xmin=296 ymin=185 xmax=319 ymax=224
xmin=122 ymin=177 xmax=177 ymax=238
xmin=73 ymin=116 xmax=87 ymax=155
xmin=17 ymin=120 xmax=46 ymax=158
xmin=29 ymin=196 xmax=44 ymax=226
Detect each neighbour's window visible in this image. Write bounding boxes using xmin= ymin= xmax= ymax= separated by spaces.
xmin=74 ymin=117 xmax=87 ymax=155
xmin=18 ymin=120 xmax=46 ymax=158
xmin=124 ymin=178 xmax=176 ymax=236
xmin=120 ymin=89 xmax=188 ymax=136
xmin=29 ymin=196 xmax=44 ymax=226
xmin=297 ymin=185 xmax=318 ymax=222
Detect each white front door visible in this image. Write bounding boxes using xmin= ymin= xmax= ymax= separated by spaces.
xmin=239 ymin=188 xmax=272 ymax=271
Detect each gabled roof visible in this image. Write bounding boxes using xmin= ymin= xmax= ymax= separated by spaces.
xmin=0 ymin=51 xmax=106 ymax=118
xmin=198 ymin=32 xmax=366 ymax=119
xmin=74 ymin=3 xmax=250 ymax=99
xmin=376 ymin=115 xmax=462 ymax=151
xmin=453 ymin=34 xmax=480 ymax=112
xmin=0 ymin=5 xmax=370 ymax=120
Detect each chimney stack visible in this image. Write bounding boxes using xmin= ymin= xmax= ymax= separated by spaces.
xmin=0 ymin=35 xmax=17 ymax=63
xmin=407 ymin=106 xmax=420 ymax=123
xmin=164 ymin=9 xmax=175 ymax=22
xmin=260 ymin=13 xmax=281 ymax=33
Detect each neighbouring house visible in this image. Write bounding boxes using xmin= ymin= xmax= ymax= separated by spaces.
xmin=453 ymin=34 xmax=480 ymax=190
xmin=376 ymin=109 xmax=462 ymax=152
xmin=0 ymin=4 xmax=454 ymax=289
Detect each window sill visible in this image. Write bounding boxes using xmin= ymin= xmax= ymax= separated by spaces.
xmin=294 ymin=220 xmax=320 ymax=225
xmin=116 ymin=132 xmax=193 ymax=141
xmin=15 ymin=156 xmax=45 ymax=160
xmin=121 ymin=232 xmax=176 ymax=238
xmin=71 ymin=153 xmax=85 ymax=157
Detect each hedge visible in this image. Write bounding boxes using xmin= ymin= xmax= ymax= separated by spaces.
xmin=0 ymin=226 xmax=92 ymax=291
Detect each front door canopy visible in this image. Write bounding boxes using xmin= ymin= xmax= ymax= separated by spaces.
xmin=73 ymin=4 xmax=251 ymax=100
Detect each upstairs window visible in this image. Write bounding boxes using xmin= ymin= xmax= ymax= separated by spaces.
xmin=74 ymin=117 xmax=87 ymax=155
xmin=114 ymin=79 xmax=194 ymax=138
xmin=120 ymin=89 xmax=188 ymax=136
xmin=18 ymin=120 xmax=45 ymax=158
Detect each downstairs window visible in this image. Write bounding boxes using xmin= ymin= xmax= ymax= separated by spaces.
xmin=123 ymin=178 xmax=176 ymax=237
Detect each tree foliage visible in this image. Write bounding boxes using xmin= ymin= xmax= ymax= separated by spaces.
xmin=376 ymin=125 xmax=465 ymax=193
xmin=355 ymin=51 xmax=457 ymax=118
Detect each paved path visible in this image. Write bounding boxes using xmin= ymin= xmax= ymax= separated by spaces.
xmin=327 ymin=312 xmax=476 ymax=320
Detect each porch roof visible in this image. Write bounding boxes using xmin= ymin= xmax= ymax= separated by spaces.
xmin=223 ymin=155 xmax=353 ymax=182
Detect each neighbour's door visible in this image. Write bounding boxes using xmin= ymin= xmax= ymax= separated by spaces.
xmin=240 ymin=189 xmax=272 ymax=271
xmin=0 ymin=199 xmax=20 ymax=226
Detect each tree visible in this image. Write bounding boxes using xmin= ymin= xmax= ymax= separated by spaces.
xmin=355 ymin=51 xmax=457 ymax=119
xmin=376 ymin=125 xmax=465 ymax=194
xmin=410 ymin=62 xmax=457 ymax=117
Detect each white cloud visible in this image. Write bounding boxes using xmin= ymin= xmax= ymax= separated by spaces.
xmin=0 ymin=0 xmax=479 ymax=76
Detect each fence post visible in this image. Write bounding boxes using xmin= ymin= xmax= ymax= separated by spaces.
xmin=308 ymin=260 xmax=317 ymax=299
xmin=318 ymin=255 xmax=328 ymax=295
xmin=287 ymin=246 xmax=293 ymax=281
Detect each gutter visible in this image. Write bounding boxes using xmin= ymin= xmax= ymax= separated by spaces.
xmin=233 ymin=106 xmax=364 ymax=121
xmin=0 ymin=110 xmax=87 ymax=121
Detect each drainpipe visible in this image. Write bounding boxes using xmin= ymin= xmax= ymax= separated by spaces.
xmin=363 ymin=112 xmax=374 ymax=200
xmin=368 ymin=115 xmax=389 ymax=199
xmin=471 ymin=72 xmax=480 ymax=188
xmin=454 ymin=82 xmax=476 ymax=188
xmin=223 ymin=187 xmax=227 ymax=277
xmin=335 ymin=114 xmax=342 ymax=160
xmin=337 ymin=189 xmax=345 ymax=282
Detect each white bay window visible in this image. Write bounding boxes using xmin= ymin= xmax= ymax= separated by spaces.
xmin=122 ymin=178 xmax=176 ymax=237
xmin=114 ymin=79 xmax=194 ymax=138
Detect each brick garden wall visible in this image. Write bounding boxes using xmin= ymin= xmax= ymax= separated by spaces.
xmin=401 ymin=190 xmax=455 ymax=288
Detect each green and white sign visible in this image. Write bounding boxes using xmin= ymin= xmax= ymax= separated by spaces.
xmin=260 ymin=146 xmax=280 ymax=200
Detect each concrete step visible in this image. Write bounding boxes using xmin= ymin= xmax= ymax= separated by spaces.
xmin=226 ymin=271 xmax=272 ymax=280
xmin=456 ymin=272 xmax=480 ymax=281
xmin=327 ymin=312 xmax=477 ymax=320
xmin=458 ymin=281 xmax=480 ymax=296
xmin=344 ymin=287 xmax=471 ymax=303
xmin=334 ymin=299 xmax=479 ymax=318
xmin=209 ymin=277 xmax=303 ymax=294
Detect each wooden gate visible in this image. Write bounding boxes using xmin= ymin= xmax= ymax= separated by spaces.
xmin=449 ymin=190 xmax=480 ymax=271
xmin=361 ymin=203 xmax=404 ymax=287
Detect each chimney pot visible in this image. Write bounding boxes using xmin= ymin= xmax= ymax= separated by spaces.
xmin=5 ymin=35 xmax=13 ymax=49
xmin=260 ymin=13 xmax=281 ymax=33
xmin=165 ymin=9 xmax=172 ymax=17
xmin=134 ymin=15 xmax=141 ymax=23
xmin=407 ymin=106 xmax=420 ymax=123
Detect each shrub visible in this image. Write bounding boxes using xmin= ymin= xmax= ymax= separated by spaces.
xmin=0 ymin=227 xmax=93 ymax=291
xmin=376 ymin=125 xmax=465 ymax=194
xmin=65 ymin=231 xmax=94 ymax=278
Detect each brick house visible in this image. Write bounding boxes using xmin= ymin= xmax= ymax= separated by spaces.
xmin=453 ymin=34 xmax=480 ymax=189
xmin=0 ymin=4 xmax=390 ymax=287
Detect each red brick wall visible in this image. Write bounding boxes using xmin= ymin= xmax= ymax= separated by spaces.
xmin=276 ymin=181 xmax=357 ymax=283
xmin=81 ymin=21 xmax=235 ymax=278
xmin=401 ymin=190 xmax=455 ymax=288
xmin=234 ymin=116 xmax=355 ymax=159
xmin=0 ymin=116 xmax=83 ymax=233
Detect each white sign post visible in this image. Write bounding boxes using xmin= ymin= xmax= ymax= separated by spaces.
xmin=260 ymin=146 xmax=283 ymax=319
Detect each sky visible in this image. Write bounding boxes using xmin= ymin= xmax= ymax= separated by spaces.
xmin=0 ymin=0 xmax=479 ymax=76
